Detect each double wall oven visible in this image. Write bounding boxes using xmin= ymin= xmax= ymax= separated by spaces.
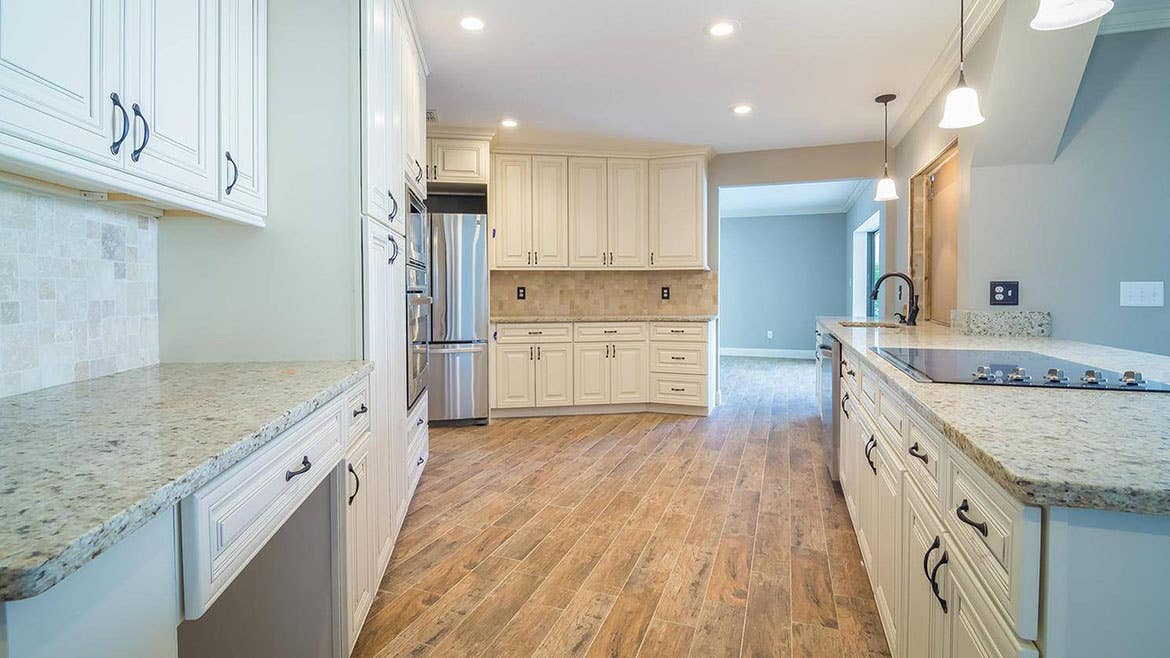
xmin=406 ymin=190 xmax=430 ymax=410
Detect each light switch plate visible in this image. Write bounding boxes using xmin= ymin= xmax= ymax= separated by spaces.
xmin=1120 ymin=281 xmax=1164 ymax=307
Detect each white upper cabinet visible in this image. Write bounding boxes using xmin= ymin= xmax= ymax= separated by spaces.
xmin=606 ymin=158 xmax=648 ymax=269
xmin=127 ymin=0 xmax=218 ymax=198
xmin=361 ymin=0 xmax=392 ymax=224
xmin=428 ymin=138 xmax=489 ymax=184
xmin=219 ymin=0 xmax=266 ymax=215
xmin=491 ymin=154 xmax=533 ymax=269
xmin=0 ymin=0 xmax=126 ymax=168
xmin=531 ymin=156 xmax=568 ymax=268
xmin=649 ymin=155 xmax=707 ymax=269
xmin=568 ymin=157 xmax=608 ymax=268
xmin=399 ymin=12 xmax=426 ymax=199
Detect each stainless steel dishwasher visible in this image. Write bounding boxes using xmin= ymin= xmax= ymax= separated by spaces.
xmin=817 ymin=334 xmax=842 ymax=481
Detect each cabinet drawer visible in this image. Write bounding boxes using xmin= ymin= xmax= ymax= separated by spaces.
xmin=408 ymin=424 xmax=429 ymax=494
xmin=497 ymin=323 xmax=573 ymax=343
xmin=573 ymin=322 xmax=648 ymax=342
xmin=876 ymin=384 xmax=905 ymax=441
xmin=181 ymin=395 xmax=346 ymax=618
xmin=346 ymin=379 xmax=371 ymax=442
xmin=408 ymin=392 xmax=428 ymax=444
xmin=945 ymin=450 xmax=1041 ymax=640
xmin=859 ymin=364 xmax=880 ymax=416
xmin=840 ymin=351 xmax=861 ymax=393
xmin=650 ymin=322 xmax=708 ymax=342
xmin=650 ymin=341 xmax=707 ymax=375
xmin=903 ymin=414 xmax=945 ymax=503
xmin=649 ymin=372 xmax=707 ymax=406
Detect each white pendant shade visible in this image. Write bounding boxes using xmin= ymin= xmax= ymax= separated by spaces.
xmin=939 ymin=83 xmax=985 ymax=129
xmin=1030 ymin=0 xmax=1114 ymax=31
xmin=875 ymin=177 xmax=899 ymax=202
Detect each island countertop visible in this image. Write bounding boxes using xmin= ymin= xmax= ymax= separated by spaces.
xmin=0 ymin=361 xmax=372 ymax=602
xmin=818 ymin=317 xmax=1170 ymax=515
xmin=491 ymin=314 xmax=717 ymax=323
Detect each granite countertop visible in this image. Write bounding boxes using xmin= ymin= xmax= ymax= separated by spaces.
xmin=818 ymin=317 xmax=1170 ymax=515
xmin=0 ymin=361 xmax=372 ymax=601
xmin=491 ymin=314 xmax=717 ymax=323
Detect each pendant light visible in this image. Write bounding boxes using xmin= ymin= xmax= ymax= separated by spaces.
xmin=1030 ymin=0 xmax=1114 ymax=31
xmin=939 ymin=0 xmax=986 ymax=129
xmin=874 ymin=94 xmax=898 ymax=202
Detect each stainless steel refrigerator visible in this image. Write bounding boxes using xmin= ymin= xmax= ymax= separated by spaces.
xmin=427 ymin=196 xmax=488 ymax=423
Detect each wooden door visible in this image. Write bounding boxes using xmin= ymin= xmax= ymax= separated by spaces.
xmin=127 ymin=0 xmax=218 ymax=197
xmin=532 ymin=156 xmax=568 ymax=267
xmin=495 ymin=344 xmax=535 ymax=408
xmin=573 ymin=343 xmax=610 ymax=404
xmin=491 ymin=155 xmax=533 ymax=268
xmin=0 ymin=0 xmax=126 ymax=168
xmin=219 ymin=0 xmax=267 ymax=215
xmin=606 ymin=158 xmax=648 ymax=268
xmin=928 ymin=156 xmax=959 ymax=324
xmin=649 ymin=155 xmax=706 ymax=269
xmin=610 ymin=342 xmax=648 ymax=403
xmin=535 ymin=343 xmax=573 ymax=406
xmin=345 ymin=437 xmax=374 ymax=651
xmin=568 ymin=157 xmax=608 ymax=267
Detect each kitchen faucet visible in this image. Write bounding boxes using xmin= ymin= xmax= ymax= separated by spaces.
xmin=871 ymin=272 xmax=920 ymax=326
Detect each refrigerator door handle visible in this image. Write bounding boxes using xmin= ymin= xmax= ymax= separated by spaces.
xmin=429 ymin=344 xmax=486 ymax=354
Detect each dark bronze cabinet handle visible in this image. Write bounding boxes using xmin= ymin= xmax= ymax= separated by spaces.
xmin=930 ymin=550 xmax=950 ymax=613
xmin=388 ymin=190 xmax=399 ymax=220
xmin=847 ymin=369 xmax=856 ymax=377
xmin=285 ymin=456 xmax=311 ymax=481
xmin=415 ymin=160 xmax=423 ymax=182
xmin=110 ymin=93 xmax=130 ymax=155
xmin=347 ymin=463 xmax=360 ymax=505
xmin=130 ymin=103 xmax=150 ymax=162
xmin=923 ymin=536 xmax=940 ymax=582
xmin=956 ymin=499 xmax=989 ymax=537
xmin=389 ymin=236 xmax=400 ymax=263
xmin=908 ymin=442 xmax=929 ymax=464
xmin=864 ymin=436 xmax=877 ymax=474
xmin=416 ymin=417 xmax=425 ymax=426
xmin=841 ymin=392 xmax=851 ymax=419
xmin=417 ymin=456 xmax=424 ymax=465
xmin=225 ymin=151 xmax=239 ymax=194
xmin=353 ymin=403 xmax=368 ymax=417
xmin=670 ymin=387 xmax=686 ymax=392
xmin=537 ymin=346 xmax=541 ymax=360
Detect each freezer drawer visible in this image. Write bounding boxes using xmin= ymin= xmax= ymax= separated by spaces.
xmin=428 ymin=342 xmax=488 ymax=421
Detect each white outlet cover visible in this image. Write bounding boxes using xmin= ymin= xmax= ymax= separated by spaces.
xmin=1120 ymin=281 xmax=1164 ymax=307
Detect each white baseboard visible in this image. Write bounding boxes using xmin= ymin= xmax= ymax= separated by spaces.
xmin=720 ymin=347 xmax=816 ymax=360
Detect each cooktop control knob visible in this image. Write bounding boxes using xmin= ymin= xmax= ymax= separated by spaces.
xmin=1045 ymin=368 xmax=1067 ymax=383
xmin=1007 ymin=367 xmax=1030 ymax=382
xmin=973 ymin=365 xmax=994 ymax=381
xmin=1082 ymin=370 xmax=1105 ymax=385
xmin=1120 ymin=371 xmax=1145 ymax=386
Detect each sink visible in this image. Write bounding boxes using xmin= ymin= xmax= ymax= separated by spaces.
xmin=839 ymin=321 xmax=902 ymax=329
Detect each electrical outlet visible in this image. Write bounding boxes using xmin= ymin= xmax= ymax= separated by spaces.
xmin=1120 ymin=281 xmax=1164 ymax=307
xmin=990 ymin=281 xmax=1019 ymax=306
xmin=766 ymin=330 xmax=773 ymax=340
xmin=661 ymin=287 xmax=670 ymax=300
xmin=516 ymin=286 xmax=526 ymax=300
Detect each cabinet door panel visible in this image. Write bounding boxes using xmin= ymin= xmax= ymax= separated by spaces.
xmin=610 ymin=342 xmax=648 ymax=403
xmin=0 ymin=0 xmax=126 ymax=167
xmin=903 ymin=485 xmax=945 ymax=658
xmin=491 ymin=155 xmax=532 ymax=269
xmin=345 ymin=439 xmax=374 ymax=651
xmin=387 ymin=0 xmax=406 ymax=235
xmin=573 ymin=343 xmax=610 ymax=405
xmin=535 ymin=343 xmax=573 ymax=407
xmin=649 ymin=156 xmax=706 ymax=269
xmin=361 ymin=0 xmax=390 ymax=221
xmin=873 ymin=444 xmax=902 ymax=655
xmin=532 ymin=156 xmax=568 ymax=267
xmin=430 ymin=138 xmax=488 ymax=183
xmin=606 ymin=158 xmax=648 ymax=268
xmin=495 ymin=344 xmax=535 ymax=408
xmin=568 ymin=157 xmax=607 ymax=267
xmin=219 ymin=0 xmax=266 ymax=214
xmin=127 ymin=0 xmax=218 ymax=197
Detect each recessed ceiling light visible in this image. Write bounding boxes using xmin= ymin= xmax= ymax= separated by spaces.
xmin=460 ymin=16 xmax=485 ymax=31
xmin=500 ymin=118 xmax=518 ymax=128
xmin=731 ymin=104 xmax=753 ymax=115
xmin=708 ymin=21 xmax=737 ymax=37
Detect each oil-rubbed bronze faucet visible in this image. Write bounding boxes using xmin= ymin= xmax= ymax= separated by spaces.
xmin=871 ymin=272 xmax=920 ymax=326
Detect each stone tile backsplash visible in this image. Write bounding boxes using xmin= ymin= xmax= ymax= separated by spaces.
xmin=0 ymin=185 xmax=159 ymax=397
xmin=490 ymin=270 xmax=718 ymax=319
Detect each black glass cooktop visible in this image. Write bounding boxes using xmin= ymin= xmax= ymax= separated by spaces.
xmin=872 ymin=347 xmax=1170 ymax=393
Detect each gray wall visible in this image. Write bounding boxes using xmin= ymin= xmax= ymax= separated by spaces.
xmin=720 ymin=213 xmax=847 ymax=351
xmin=844 ymin=189 xmax=886 ymax=312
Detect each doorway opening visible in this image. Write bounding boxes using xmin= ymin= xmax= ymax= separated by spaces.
xmin=908 ymin=140 xmax=959 ymax=325
xmin=851 ymin=211 xmax=881 ymax=318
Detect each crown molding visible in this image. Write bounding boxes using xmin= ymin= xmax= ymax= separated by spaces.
xmin=890 ymin=0 xmax=1006 ymax=146
xmin=723 ymin=208 xmax=853 ymax=219
xmin=491 ymin=143 xmax=714 ymax=160
xmin=1100 ymin=5 xmax=1170 ymax=35
xmin=428 ymin=127 xmax=497 ymax=141
xmin=843 ymin=179 xmax=869 ymax=212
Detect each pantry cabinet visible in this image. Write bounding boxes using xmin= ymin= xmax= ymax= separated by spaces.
xmin=362 ymin=0 xmax=394 ymax=227
xmin=649 ymin=155 xmax=706 ymax=269
xmin=398 ymin=9 xmax=426 ymax=199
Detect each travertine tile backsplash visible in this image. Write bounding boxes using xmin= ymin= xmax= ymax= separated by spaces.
xmin=490 ymin=270 xmax=718 ymax=318
xmin=0 ymin=186 xmax=159 ymax=397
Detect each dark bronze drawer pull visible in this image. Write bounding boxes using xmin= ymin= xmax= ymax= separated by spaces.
xmin=670 ymin=387 xmax=686 ymax=392
xmin=841 ymin=392 xmax=851 ymax=419
xmin=353 ymin=403 xmax=368 ymax=417
xmin=908 ymin=442 xmax=929 ymax=464
xmin=956 ymin=499 xmax=989 ymax=537
xmin=347 ymin=463 xmax=360 ymax=505
xmin=285 ymin=456 xmax=311 ymax=481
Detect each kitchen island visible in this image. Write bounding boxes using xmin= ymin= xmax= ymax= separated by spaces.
xmin=817 ymin=317 xmax=1170 ymax=658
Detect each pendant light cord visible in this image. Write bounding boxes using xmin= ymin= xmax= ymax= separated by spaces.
xmin=959 ymin=0 xmax=966 ymax=75
xmin=883 ymin=101 xmax=890 ymax=176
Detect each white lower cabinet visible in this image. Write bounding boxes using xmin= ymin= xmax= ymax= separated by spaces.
xmin=573 ymin=341 xmax=648 ymax=405
xmin=495 ymin=344 xmax=537 ymax=408
xmin=903 ymin=469 xmax=949 ymax=658
xmin=573 ymin=343 xmax=611 ymax=405
xmin=344 ymin=433 xmax=374 ymax=654
xmin=535 ymin=343 xmax=574 ymax=406
xmin=610 ymin=342 xmax=649 ymax=403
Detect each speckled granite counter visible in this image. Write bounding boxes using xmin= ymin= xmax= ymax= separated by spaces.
xmin=491 ymin=315 xmax=717 ymax=323
xmin=0 ymin=361 xmax=372 ymax=601
xmin=818 ymin=317 xmax=1170 ymax=515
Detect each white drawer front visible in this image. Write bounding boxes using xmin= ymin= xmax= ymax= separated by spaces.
xmin=650 ymin=322 xmax=708 ymax=342
xmin=408 ymin=392 xmax=428 ymax=444
xmin=903 ymin=414 xmax=944 ymax=503
xmin=650 ymin=341 xmax=707 ymax=375
xmin=573 ymin=322 xmax=648 ymax=342
xmin=496 ymin=323 xmax=573 ymax=343
xmin=859 ymin=364 xmax=880 ymax=416
xmin=649 ymin=372 xmax=707 ymax=406
xmin=181 ymin=394 xmax=347 ymax=618
xmin=408 ymin=425 xmax=429 ymax=494
xmin=346 ymin=379 xmax=370 ymax=442
xmin=876 ymin=384 xmax=905 ymax=441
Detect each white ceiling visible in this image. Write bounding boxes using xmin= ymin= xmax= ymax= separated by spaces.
xmin=414 ymin=0 xmax=959 ymax=152
xmin=719 ymin=179 xmax=870 ymax=218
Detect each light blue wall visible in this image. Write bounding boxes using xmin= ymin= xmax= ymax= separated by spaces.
xmin=844 ymin=190 xmax=885 ymax=313
xmin=966 ymin=28 xmax=1170 ymax=354
xmin=720 ymin=213 xmax=847 ymax=352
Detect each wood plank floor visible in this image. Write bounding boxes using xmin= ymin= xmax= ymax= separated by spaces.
xmin=354 ymin=357 xmax=891 ymax=658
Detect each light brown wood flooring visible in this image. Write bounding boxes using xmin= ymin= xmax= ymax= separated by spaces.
xmin=353 ymin=357 xmax=890 ymax=657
